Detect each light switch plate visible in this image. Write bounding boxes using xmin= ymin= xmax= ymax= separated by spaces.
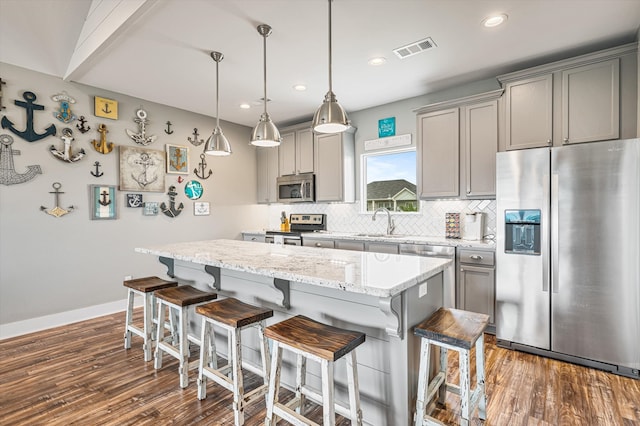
xmin=419 ymin=283 xmax=427 ymax=298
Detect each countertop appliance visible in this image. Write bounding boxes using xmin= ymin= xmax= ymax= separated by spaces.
xmin=276 ymin=173 xmax=315 ymax=203
xmin=463 ymin=212 xmax=484 ymax=241
xmin=265 ymin=213 xmax=326 ymax=245
xmin=496 ymin=138 xmax=640 ymax=378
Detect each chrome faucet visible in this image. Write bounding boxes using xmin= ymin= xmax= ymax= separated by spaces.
xmin=373 ymin=207 xmax=395 ymax=235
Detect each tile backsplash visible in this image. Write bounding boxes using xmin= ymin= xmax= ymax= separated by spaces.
xmin=268 ymin=199 xmax=496 ymax=239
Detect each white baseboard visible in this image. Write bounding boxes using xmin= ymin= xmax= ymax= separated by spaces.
xmin=0 ymin=298 xmax=143 ymax=340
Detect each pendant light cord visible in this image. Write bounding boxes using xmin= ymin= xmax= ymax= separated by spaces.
xmin=263 ymin=32 xmax=268 ymax=115
xmin=328 ymin=0 xmax=333 ymax=93
xmin=215 ymin=59 xmax=220 ymax=128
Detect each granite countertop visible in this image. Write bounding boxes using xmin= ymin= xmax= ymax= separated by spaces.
xmin=242 ymin=230 xmax=495 ymax=249
xmin=135 ymin=239 xmax=451 ymax=298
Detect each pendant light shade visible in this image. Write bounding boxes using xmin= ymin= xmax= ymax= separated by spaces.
xmin=250 ymin=24 xmax=281 ymax=147
xmin=205 ymin=51 xmax=232 ymax=156
xmin=312 ymin=0 xmax=349 ymax=134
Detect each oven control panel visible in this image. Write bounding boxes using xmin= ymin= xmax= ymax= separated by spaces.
xmin=290 ymin=213 xmax=325 ymax=226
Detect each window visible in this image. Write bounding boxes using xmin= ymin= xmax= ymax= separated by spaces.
xmin=362 ymin=149 xmax=418 ymax=213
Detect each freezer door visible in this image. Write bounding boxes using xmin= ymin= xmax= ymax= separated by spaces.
xmin=496 ymin=148 xmax=551 ymax=349
xmin=551 ymin=139 xmax=640 ymax=370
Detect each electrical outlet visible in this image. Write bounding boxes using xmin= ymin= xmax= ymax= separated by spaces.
xmin=419 ymin=283 xmax=427 ymax=298
xmin=124 ymin=275 xmax=132 ymax=281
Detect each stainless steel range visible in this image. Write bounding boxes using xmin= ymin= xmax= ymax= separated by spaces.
xmin=265 ymin=213 xmax=326 ymax=245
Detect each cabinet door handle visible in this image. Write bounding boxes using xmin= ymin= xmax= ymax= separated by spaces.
xmin=563 ymin=137 xmax=569 ymax=143
xmin=470 ymin=255 xmax=483 ymax=260
xmin=460 ymin=268 xmax=464 ymax=272
xmin=547 ymin=139 xmax=552 ymax=145
xmin=315 ymin=243 xmax=322 ymax=247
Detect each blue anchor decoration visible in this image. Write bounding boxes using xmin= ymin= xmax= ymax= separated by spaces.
xmin=0 ymin=134 xmax=42 ymax=185
xmin=160 ymin=185 xmax=184 ymax=218
xmin=76 ymin=116 xmax=90 ymax=133
xmin=50 ymin=128 xmax=85 ymax=163
xmin=194 ymin=153 xmax=213 ymax=179
xmin=165 ymin=121 xmax=174 ymax=134
xmin=41 ymin=182 xmax=75 ymax=218
xmin=1 ymin=91 xmax=57 ymax=142
xmin=51 ymin=91 xmax=77 ymax=124
xmin=91 ymin=161 xmax=104 ymax=177
xmin=98 ymin=189 xmax=112 ymax=206
xmin=188 ymin=128 xmax=204 ymax=146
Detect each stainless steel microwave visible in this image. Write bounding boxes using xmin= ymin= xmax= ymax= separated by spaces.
xmin=276 ymin=173 xmax=315 ymax=203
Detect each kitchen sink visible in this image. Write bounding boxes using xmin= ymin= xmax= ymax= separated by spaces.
xmin=355 ymin=233 xmax=403 ymax=238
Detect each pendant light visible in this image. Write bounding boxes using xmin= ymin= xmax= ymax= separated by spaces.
xmin=312 ymin=0 xmax=349 ymax=134
xmin=204 ymin=51 xmax=232 ymax=156
xmin=250 ymin=24 xmax=282 ymax=147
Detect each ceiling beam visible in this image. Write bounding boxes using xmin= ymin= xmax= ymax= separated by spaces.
xmin=63 ymin=0 xmax=158 ymax=81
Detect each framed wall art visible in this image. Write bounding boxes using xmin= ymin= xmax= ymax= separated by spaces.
xmin=119 ymin=146 xmax=165 ymax=192
xmin=166 ymin=144 xmax=189 ymax=174
xmin=90 ymin=185 xmax=117 ymax=220
xmin=143 ymin=202 xmax=159 ymax=216
xmin=126 ymin=193 xmax=143 ymax=208
xmin=94 ymin=96 xmax=118 ymax=120
xmin=194 ymin=201 xmax=210 ymax=216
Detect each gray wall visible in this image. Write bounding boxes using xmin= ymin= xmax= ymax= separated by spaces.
xmin=0 ymin=62 xmax=268 ymax=325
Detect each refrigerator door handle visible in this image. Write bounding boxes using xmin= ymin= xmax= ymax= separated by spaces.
xmin=542 ymin=173 xmax=550 ymax=292
xmin=551 ymin=173 xmax=559 ymax=294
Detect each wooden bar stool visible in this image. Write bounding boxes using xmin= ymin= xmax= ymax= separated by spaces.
xmin=154 ymin=285 xmax=217 ymax=388
xmin=123 ymin=276 xmax=178 ymax=361
xmin=413 ymin=307 xmax=490 ymax=426
xmin=264 ymin=315 xmax=365 ymax=426
xmin=195 ymin=298 xmax=274 ymax=426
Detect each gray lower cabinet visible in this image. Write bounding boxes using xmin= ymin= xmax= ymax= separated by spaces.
xmin=302 ymin=237 xmax=335 ymax=249
xmin=457 ymin=248 xmax=495 ymax=332
xmin=365 ymin=242 xmax=399 ymax=254
xmin=335 ymin=240 xmax=365 ymax=251
xmin=242 ymin=233 xmax=266 ymax=243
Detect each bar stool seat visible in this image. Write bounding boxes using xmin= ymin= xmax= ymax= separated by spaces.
xmin=123 ymin=276 xmax=178 ymax=361
xmin=154 ymin=285 xmax=217 ymax=388
xmin=196 ymin=298 xmax=273 ymax=426
xmin=413 ymin=307 xmax=489 ymax=426
xmin=264 ymin=315 xmax=365 ymax=426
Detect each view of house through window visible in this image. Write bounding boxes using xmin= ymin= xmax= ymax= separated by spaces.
xmin=362 ymin=149 xmax=418 ymax=212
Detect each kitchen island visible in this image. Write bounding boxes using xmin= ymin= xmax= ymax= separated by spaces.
xmin=135 ymin=239 xmax=452 ymax=425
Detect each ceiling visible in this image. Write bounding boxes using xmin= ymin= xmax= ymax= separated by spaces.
xmin=1 ymin=0 xmax=639 ymax=129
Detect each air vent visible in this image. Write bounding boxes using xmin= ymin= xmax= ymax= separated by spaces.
xmin=393 ymin=37 xmax=437 ymax=59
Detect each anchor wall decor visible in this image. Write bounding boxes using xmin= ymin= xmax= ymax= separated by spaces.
xmin=1 ymin=91 xmax=57 ymax=142
xmin=50 ymin=128 xmax=85 ymax=163
xmin=91 ymin=123 xmax=114 ymax=154
xmin=119 ymin=146 xmax=165 ymax=192
xmin=89 ymin=184 xmax=117 ymax=220
xmin=187 ymin=128 xmax=204 ymax=146
xmin=0 ymin=134 xmax=42 ymax=185
xmin=51 ymin=92 xmax=77 ymax=124
xmin=76 ymin=116 xmax=90 ymax=133
xmin=194 ymin=153 xmax=213 ymax=179
xmin=90 ymin=161 xmax=104 ymax=177
xmin=160 ymin=185 xmax=184 ymax=218
xmin=166 ymin=144 xmax=189 ymax=174
xmin=125 ymin=108 xmax=157 ymax=146
xmin=41 ymin=182 xmax=75 ymax=217
xmin=165 ymin=121 xmax=174 ymax=134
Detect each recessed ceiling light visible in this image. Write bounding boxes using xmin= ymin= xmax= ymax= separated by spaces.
xmin=239 ymin=103 xmax=251 ymax=109
xmin=293 ymin=84 xmax=307 ymax=91
xmin=368 ymin=57 xmax=386 ymax=66
xmin=482 ymin=13 xmax=507 ymax=28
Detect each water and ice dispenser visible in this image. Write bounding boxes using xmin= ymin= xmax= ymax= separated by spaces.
xmin=504 ymin=209 xmax=541 ymax=255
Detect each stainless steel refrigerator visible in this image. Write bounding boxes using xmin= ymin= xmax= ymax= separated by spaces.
xmin=496 ymin=138 xmax=640 ymax=378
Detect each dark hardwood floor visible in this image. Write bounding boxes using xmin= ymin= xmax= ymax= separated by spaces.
xmin=1 ymin=309 xmax=638 ymax=425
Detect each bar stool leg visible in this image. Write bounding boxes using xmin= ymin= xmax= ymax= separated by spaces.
xmin=258 ymin=321 xmax=270 ymax=387
xmin=320 ymin=359 xmax=336 ymax=426
xmin=476 ymin=333 xmax=487 ymax=420
xmin=142 ymin=292 xmax=154 ymax=361
xmin=414 ymin=337 xmax=430 ymax=426
xmin=178 ymin=306 xmax=190 ymax=388
xmin=346 ymin=350 xmax=363 ymax=425
xmin=438 ymin=346 xmax=448 ymax=406
xmin=154 ymin=299 xmax=166 ymax=369
xmin=197 ymin=319 xmax=212 ymax=400
xmin=295 ymin=354 xmax=307 ymax=415
xmin=124 ymin=289 xmax=134 ymax=349
xmin=459 ymin=348 xmax=471 ymax=426
xmin=231 ymin=327 xmax=245 ymax=426
xmin=265 ymin=341 xmax=282 ymax=426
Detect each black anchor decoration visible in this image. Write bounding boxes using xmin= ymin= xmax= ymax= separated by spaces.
xmin=41 ymin=182 xmax=75 ymax=218
xmin=194 ymin=153 xmax=213 ymax=179
xmin=0 ymin=78 xmax=6 ymax=110
xmin=165 ymin=121 xmax=174 ymax=134
xmin=98 ymin=189 xmax=112 ymax=206
xmin=76 ymin=116 xmax=90 ymax=133
xmin=90 ymin=161 xmax=104 ymax=177
xmin=91 ymin=123 xmax=114 ymax=154
xmin=187 ymin=128 xmax=204 ymax=146
xmin=1 ymin=91 xmax=57 ymax=142
xmin=160 ymin=185 xmax=184 ymax=218
xmin=0 ymin=134 xmax=42 ymax=185
xmin=50 ymin=128 xmax=85 ymax=163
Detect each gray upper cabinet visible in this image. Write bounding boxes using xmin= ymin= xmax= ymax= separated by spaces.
xmin=314 ymin=129 xmax=356 ymax=203
xmin=417 ymin=108 xmax=460 ymax=198
xmin=562 ymin=59 xmax=620 ymax=144
xmin=279 ymin=124 xmax=314 ymax=176
xmin=256 ymin=146 xmax=279 ymax=204
xmin=465 ymin=100 xmax=498 ymax=198
xmin=504 ymin=74 xmax=553 ymax=150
